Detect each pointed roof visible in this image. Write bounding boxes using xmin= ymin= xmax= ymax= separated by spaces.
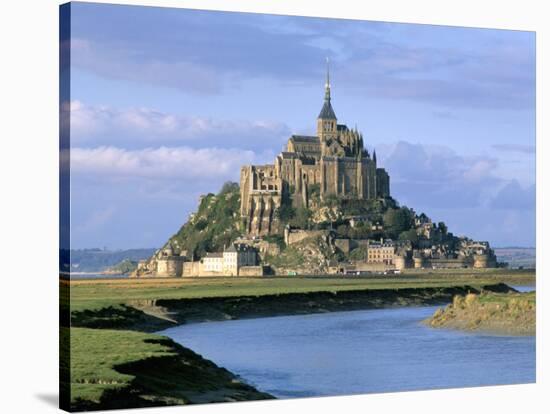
xmin=318 ymin=101 xmax=337 ymax=120
xmin=318 ymin=58 xmax=337 ymax=120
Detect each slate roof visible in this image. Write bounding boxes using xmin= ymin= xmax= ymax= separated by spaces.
xmin=205 ymin=252 xmax=223 ymax=258
xmin=289 ymin=135 xmax=319 ymax=143
xmin=318 ymin=100 xmax=337 ymax=120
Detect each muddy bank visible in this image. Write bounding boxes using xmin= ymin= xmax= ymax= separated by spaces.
xmin=69 ymin=336 xmax=273 ymax=412
xmin=425 ymin=290 xmax=535 ymax=336
xmin=71 ymin=283 xmax=515 ymax=332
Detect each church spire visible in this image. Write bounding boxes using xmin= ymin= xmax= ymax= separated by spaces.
xmin=324 ymin=57 xmax=331 ymax=103
xmin=318 ymin=57 xmax=337 ymax=120
xmin=373 ymin=149 xmax=377 ymax=163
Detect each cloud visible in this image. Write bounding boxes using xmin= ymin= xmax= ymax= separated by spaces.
xmin=70 ymin=145 xmax=271 ymax=181
xmin=70 ymin=3 xmax=534 ymax=110
xmin=72 ymin=38 xmax=224 ymax=94
xmin=374 ymin=141 xmax=535 ymax=245
xmin=490 ymin=180 xmax=535 ymax=210
xmin=70 ymin=6 xmax=328 ymax=93
xmin=70 ymin=100 xmax=291 ymax=152
xmin=492 ymin=144 xmax=536 ymax=154
xmin=378 ymin=141 xmax=501 ymax=209
xmin=338 ymin=59 xmax=534 ymax=109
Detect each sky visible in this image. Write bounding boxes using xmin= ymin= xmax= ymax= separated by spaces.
xmin=67 ymin=2 xmax=536 ymax=249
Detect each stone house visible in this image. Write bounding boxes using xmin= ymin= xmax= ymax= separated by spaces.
xmin=367 ymin=239 xmax=396 ymax=265
xmin=202 ymin=243 xmax=258 ymax=276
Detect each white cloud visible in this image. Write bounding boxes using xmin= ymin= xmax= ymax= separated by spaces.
xmin=69 ymin=100 xmax=290 ymax=151
xmin=376 ymin=141 xmax=509 ymax=209
xmin=70 ymin=145 xmax=269 ymax=180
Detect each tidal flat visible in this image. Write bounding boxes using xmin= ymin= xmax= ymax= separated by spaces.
xmin=62 ymin=269 xmax=535 ymax=411
xmin=425 ymin=290 xmax=536 ymax=336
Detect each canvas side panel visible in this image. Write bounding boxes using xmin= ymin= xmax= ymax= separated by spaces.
xmin=59 ymin=2 xmax=71 ymax=412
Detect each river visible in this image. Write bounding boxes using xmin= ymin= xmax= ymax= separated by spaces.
xmin=159 ymin=301 xmax=535 ymax=398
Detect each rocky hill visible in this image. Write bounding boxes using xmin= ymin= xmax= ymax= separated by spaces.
xmin=137 ymin=179 xmax=484 ymax=276
xmin=163 ymin=182 xmax=243 ymax=260
xmin=264 ymin=234 xmax=343 ymax=275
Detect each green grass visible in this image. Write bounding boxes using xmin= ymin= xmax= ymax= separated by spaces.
xmin=478 ymin=290 xmax=536 ymax=305
xmin=428 ymin=290 xmax=536 ymax=335
xmin=64 ymin=327 xmax=273 ymax=410
xmin=265 ymin=245 xmax=306 ymax=268
xmin=66 ymin=327 xmax=177 ymax=405
xmin=66 ymin=269 xmax=535 ymax=312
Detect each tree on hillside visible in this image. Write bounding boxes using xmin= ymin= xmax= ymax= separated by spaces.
xmin=290 ymin=207 xmax=312 ymax=229
xmin=275 ymin=204 xmax=296 ymax=222
xmin=398 ymin=229 xmax=419 ymax=246
xmin=336 ymin=224 xmax=349 ymax=238
xmin=349 ymin=222 xmax=372 ymax=239
xmin=323 ymin=194 xmax=339 ymax=209
xmin=383 ymin=207 xmax=414 ymax=239
xmin=218 ymin=181 xmax=239 ymax=195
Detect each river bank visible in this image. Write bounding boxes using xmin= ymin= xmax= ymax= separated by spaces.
xmin=71 ymin=282 xmax=517 ymax=332
xmin=62 ymin=327 xmax=273 ymax=411
xmin=425 ymin=291 xmax=536 ymax=335
xmin=63 ymin=271 xmax=534 ymax=410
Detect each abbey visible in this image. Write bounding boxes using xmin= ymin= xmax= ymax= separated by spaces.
xmin=135 ymin=64 xmax=498 ymax=279
xmin=240 ymin=65 xmax=390 ymax=236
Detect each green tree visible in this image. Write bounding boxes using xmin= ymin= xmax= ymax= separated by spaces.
xmin=383 ymin=207 xmax=414 ymax=238
xmin=194 ymin=218 xmax=207 ymax=231
xmin=336 ymin=224 xmax=349 ymax=238
xmin=398 ymin=229 xmax=419 ymax=245
xmin=323 ymin=194 xmax=339 ymax=209
xmin=350 ymin=222 xmax=371 ymax=239
xmin=290 ymin=207 xmax=312 ymax=229
xmin=308 ymin=183 xmax=321 ymax=197
xmin=275 ymin=204 xmax=296 ymax=222
xmin=218 ymin=181 xmax=239 ymax=195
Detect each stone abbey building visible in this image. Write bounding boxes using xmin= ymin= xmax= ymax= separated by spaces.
xmin=240 ymin=65 xmax=390 ymax=236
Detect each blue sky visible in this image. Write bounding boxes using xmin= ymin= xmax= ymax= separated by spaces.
xmin=68 ymin=2 xmax=536 ymax=248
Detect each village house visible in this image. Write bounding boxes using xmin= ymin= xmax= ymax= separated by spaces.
xmin=367 ymin=239 xmax=396 ymax=265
